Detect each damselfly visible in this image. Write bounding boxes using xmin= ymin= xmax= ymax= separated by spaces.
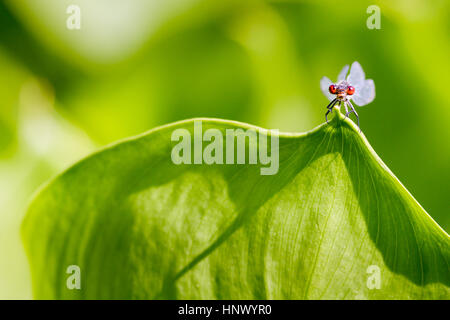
xmin=320 ymin=61 xmax=375 ymax=129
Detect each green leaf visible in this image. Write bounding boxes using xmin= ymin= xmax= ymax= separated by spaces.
xmin=22 ymin=111 xmax=450 ymax=299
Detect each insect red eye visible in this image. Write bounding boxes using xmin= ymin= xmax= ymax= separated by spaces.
xmin=329 ymin=84 xmax=336 ymax=94
xmin=347 ymin=86 xmax=355 ymax=95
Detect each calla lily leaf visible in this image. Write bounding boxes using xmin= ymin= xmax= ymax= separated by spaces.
xmin=22 ymin=110 xmax=450 ymax=299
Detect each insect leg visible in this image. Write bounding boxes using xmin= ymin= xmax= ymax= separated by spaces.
xmin=343 ymin=101 xmax=350 ymax=119
xmin=347 ymin=100 xmax=360 ymax=130
xmin=325 ymin=98 xmax=338 ymax=123
xmin=326 ymin=98 xmax=337 ymax=109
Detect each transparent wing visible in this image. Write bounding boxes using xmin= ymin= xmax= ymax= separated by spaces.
xmin=337 ymin=64 xmax=349 ymax=81
xmin=320 ymin=76 xmax=335 ymax=101
xmin=347 ymin=61 xmax=365 ymax=88
xmin=352 ymin=79 xmax=375 ymax=106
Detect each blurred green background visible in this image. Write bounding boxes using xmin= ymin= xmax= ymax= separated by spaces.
xmin=0 ymin=0 xmax=448 ymax=299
